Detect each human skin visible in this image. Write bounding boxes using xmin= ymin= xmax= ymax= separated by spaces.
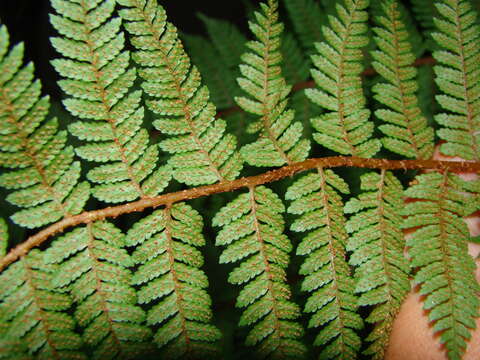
xmin=385 ymin=148 xmax=480 ymax=360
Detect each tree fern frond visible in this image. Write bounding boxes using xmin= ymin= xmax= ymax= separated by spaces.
xmin=0 ymin=219 xmax=7 ymax=258
xmin=306 ymin=0 xmax=380 ymax=158
xmin=236 ymin=0 xmax=310 ymax=167
xmin=45 ymin=222 xmax=152 ymax=359
xmin=286 ymin=169 xmax=362 ymax=359
xmin=280 ymin=31 xmax=311 ymax=84
xmin=0 ymin=25 xmax=89 ymax=229
xmin=213 ymin=186 xmax=306 ymax=359
xmin=371 ymin=0 xmax=434 ymax=159
xmin=410 ymin=0 xmax=437 ymax=50
xmin=49 ymin=0 xmax=170 ymax=203
xmin=432 ymin=0 xmax=480 ymax=160
xmin=282 ymin=0 xmax=326 ymax=53
xmin=182 ymin=34 xmax=239 ymax=110
xmin=125 ymin=203 xmax=221 ymax=359
xmin=403 ymin=172 xmax=480 ymax=360
xmin=0 ymin=250 xmax=86 ymax=359
xmin=117 ymin=0 xmax=243 ymax=186
xmin=197 ymin=13 xmax=247 ymax=72
xmin=345 ymin=170 xmax=410 ymax=359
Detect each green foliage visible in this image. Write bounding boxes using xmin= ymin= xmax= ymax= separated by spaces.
xmin=432 ymin=0 xmax=480 ymax=160
xmin=117 ymin=0 xmax=243 ymax=186
xmin=402 ymin=172 xmax=480 ymax=360
xmin=0 ymin=25 xmax=89 ymax=228
xmin=345 ymin=171 xmax=410 ymax=359
xmin=0 ymin=0 xmax=479 ymax=359
xmin=236 ymin=0 xmax=310 ymax=167
xmin=0 ymin=250 xmax=85 ymax=359
xmin=371 ymin=0 xmax=434 ymax=159
xmin=213 ymin=186 xmax=306 ymax=359
xmin=50 ymin=0 xmax=170 ymax=203
xmin=45 ymin=222 xmax=152 ymax=359
xmin=306 ymin=0 xmax=381 ymax=158
xmin=125 ymin=203 xmax=221 ymax=359
xmin=286 ymin=169 xmax=362 ymax=359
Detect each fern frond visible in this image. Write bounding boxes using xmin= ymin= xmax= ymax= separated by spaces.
xmin=280 ymin=32 xmax=311 ymax=84
xmin=125 ymin=203 xmax=221 ymax=359
xmin=117 ymin=0 xmax=243 ymax=186
xmin=197 ymin=13 xmax=247 ymax=72
xmin=432 ymin=0 xmax=480 ymax=160
xmin=45 ymin=222 xmax=152 ymax=359
xmin=306 ymin=0 xmax=381 ymax=158
xmin=286 ymin=169 xmax=362 ymax=359
xmin=236 ymin=0 xmax=310 ymax=167
xmin=371 ymin=0 xmax=434 ymax=159
xmin=403 ymin=172 xmax=480 ymax=360
xmin=0 ymin=25 xmax=89 ymax=228
xmin=0 ymin=219 xmax=7 ymax=258
xmin=0 ymin=250 xmax=86 ymax=359
xmin=213 ymin=186 xmax=306 ymax=359
xmin=345 ymin=170 xmax=410 ymax=359
xmin=182 ymin=34 xmax=239 ymax=110
xmin=410 ymin=0 xmax=437 ymax=50
xmin=282 ymin=0 xmax=326 ymax=53
xmin=49 ymin=0 xmax=170 ymax=203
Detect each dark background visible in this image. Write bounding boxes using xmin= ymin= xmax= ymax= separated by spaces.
xmin=0 ymin=1 xmax=251 ymax=98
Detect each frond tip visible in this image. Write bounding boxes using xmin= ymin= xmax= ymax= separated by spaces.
xmin=213 ymin=186 xmax=306 ymax=359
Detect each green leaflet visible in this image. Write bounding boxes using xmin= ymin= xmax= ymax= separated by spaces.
xmin=44 ymin=222 xmax=152 ymax=360
xmin=306 ymin=0 xmax=381 ymax=158
xmin=50 ymin=0 xmax=170 ymax=203
xmin=125 ymin=203 xmax=221 ymax=359
xmin=432 ymin=0 xmax=480 ymax=160
xmin=213 ymin=186 xmax=306 ymax=359
xmin=0 ymin=250 xmax=86 ymax=359
xmin=345 ymin=170 xmax=410 ymax=359
xmin=236 ymin=0 xmax=310 ymax=167
xmin=0 ymin=219 xmax=7 ymax=257
xmin=410 ymin=0 xmax=438 ymax=51
xmin=286 ymin=169 xmax=363 ymax=360
xmin=0 ymin=25 xmax=89 ymax=229
xmin=371 ymin=0 xmax=434 ymax=159
xmin=117 ymin=0 xmax=243 ymax=186
xmin=403 ymin=172 xmax=480 ymax=360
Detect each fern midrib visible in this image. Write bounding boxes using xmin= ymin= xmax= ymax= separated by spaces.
xmin=0 ymin=89 xmax=70 ymax=216
xmin=317 ymin=167 xmax=351 ymax=357
xmin=22 ymin=257 xmax=62 ymax=359
xmin=337 ymin=1 xmax=361 ymax=157
xmin=248 ymin=186 xmax=285 ymax=350
xmin=452 ymin=0 xmax=479 ymax=160
xmin=388 ymin=4 xmax=423 ymax=159
xmin=260 ymin=4 xmax=292 ymax=166
xmin=80 ymin=2 xmax=146 ymax=198
xmin=133 ymin=0 xmax=225 ymax=183
xmin=86 ymin=222 xmax=123 ymax=354
xmin=163 ymin=206 xmax=192 ymax=350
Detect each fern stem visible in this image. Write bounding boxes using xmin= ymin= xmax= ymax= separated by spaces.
xmin=1 ymin=156 xmax=479 ymax=271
